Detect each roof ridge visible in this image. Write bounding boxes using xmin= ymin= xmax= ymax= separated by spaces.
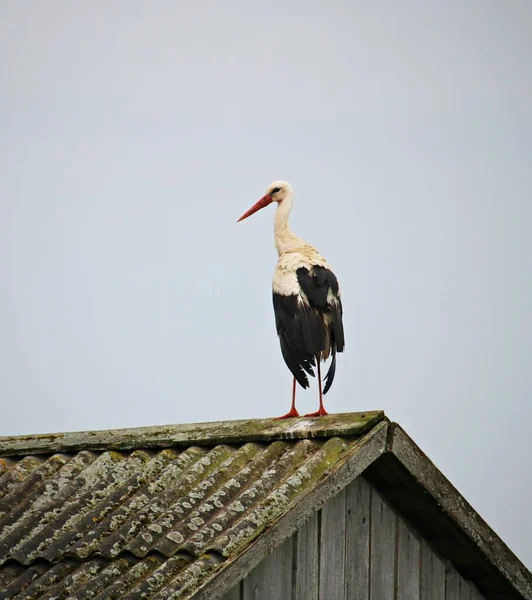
xmin=0 ymin=411 xmax=384 ymax=457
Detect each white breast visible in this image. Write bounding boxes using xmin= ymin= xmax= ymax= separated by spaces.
xmin=272 ymin=249 xmax=332 ymax=297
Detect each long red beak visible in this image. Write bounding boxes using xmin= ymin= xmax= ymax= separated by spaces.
xmin=237 ymin=194 xmax=273 ymax=222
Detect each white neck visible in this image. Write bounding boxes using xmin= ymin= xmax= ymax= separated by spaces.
xmin=274 ymin=195 xmax=303 ymax=255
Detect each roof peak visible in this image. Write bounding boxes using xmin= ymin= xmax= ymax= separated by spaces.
xmin=0 ymin=411 xmax=384 ymax=457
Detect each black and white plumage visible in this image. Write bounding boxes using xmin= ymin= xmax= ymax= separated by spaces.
xmin=238 ymin=180 xmax=345 ymax=418
xmin=273 ymin=266 xmax=344 ymax=394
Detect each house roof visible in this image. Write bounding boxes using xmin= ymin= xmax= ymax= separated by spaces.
xmin=0 ymin=412 xmax=530 ymax=600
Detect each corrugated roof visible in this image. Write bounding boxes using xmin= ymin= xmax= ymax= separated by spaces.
xmin=0 ymin=412 xmax=385 ymax=600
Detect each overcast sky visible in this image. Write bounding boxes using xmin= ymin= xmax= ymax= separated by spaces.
xmin=1 ymin=0 xmax=531 ymax=568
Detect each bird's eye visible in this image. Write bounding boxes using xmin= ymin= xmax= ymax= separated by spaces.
xmin=271 ymin=187 xmax=281 ymax=194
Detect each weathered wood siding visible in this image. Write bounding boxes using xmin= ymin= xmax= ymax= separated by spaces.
xmin=220 ymin=476 xmax=486 ymax=600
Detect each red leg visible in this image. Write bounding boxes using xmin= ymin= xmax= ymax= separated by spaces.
xmin=305 ymin=360 xmax=329 ymax=417
xmin=275 ymin=377 xmax=300 ymax=419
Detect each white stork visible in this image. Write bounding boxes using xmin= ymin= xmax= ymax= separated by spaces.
xmin=237 ymin=180 xmax=345 ymax=419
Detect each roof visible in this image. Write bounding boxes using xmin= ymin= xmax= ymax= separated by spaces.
xmin=0 ymin=412 xmax=530 ymax=600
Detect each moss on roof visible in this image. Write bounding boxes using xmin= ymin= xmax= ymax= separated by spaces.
xmin=0 ymin=411 xmax=384 ymax=457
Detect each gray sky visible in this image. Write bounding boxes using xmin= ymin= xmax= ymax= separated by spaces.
xmin=1 ymin=0 xmax=531 ymax=568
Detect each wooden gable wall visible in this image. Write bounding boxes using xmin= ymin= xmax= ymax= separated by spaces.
xmin=220 ymin=475 xmax=486 ymax=600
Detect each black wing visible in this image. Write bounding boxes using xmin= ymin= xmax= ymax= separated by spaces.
xmin=296 ymin=266 xmax=345 ymax=394
xmin=272 ymin=292 xmax=321 ymax=389
xmin=273 ymin=265 xmax=345 ymax=392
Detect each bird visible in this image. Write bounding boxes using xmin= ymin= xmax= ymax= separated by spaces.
xmin=237 ymin=180 xmax=345 ymax=419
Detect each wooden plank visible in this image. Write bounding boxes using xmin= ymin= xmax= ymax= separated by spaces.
xmin=294 ymin=513 xmax=319 ymax=600
xmin=396 ymin=520 xmax=420 ymax=599
xmin=0 ymin=411 xmax=385 ymax=456
xmin=445 ymin=563 xmax=462 ymax=599
xmin=470 ymin=584 xmax=486 ymax=600
xmin=319 ymin=488 xmax=346 ymax=599
xmin=459 ymin=579 xmax=472 ymax=600
xmin=420 ymin=540 xmax=445 ymax=600
xmin=220 ymin=583 xmax=241 ymax=600
xmin=345 ymin=476 xmax=371 ymax=600
xmin=242 ymin=535 xmax=293 ymax=599
xmin=369 ymin=487 xmax=396 ymax=600
xmin=445 ymin=562 xmax=479 ymax=600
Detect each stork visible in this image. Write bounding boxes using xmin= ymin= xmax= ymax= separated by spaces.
xmin=237 ymin=181 xmax=345 ymax=419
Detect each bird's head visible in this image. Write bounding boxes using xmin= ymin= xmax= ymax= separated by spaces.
xmin=237 ymin=180 xmax=293 ymax=223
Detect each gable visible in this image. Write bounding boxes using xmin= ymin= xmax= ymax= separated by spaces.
xmin=219 ymin=476 xmax=487 ymax=600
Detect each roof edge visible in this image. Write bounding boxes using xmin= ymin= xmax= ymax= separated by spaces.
xmin=0 ymin=411 xmax=384 ymax=456
xmin=387 ymin=422 xmax=532 ymax=600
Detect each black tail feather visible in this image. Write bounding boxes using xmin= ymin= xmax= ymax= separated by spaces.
xmin=331 ymin=299 xmax=345 ymax=353
xmin=323 ymin=345 xmax=336 ymax=395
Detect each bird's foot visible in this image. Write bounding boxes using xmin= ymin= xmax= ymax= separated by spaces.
xmin=274 ymin=408 xmax=300 ymax=420
xmin=305 ymin=407 xmax=329 ymax=417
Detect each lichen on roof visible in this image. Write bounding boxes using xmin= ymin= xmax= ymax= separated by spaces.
xmin=0 ymin=411 xmax=386 ymax=600
xmin=0 ymin=410 xmax=384 ymax=457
